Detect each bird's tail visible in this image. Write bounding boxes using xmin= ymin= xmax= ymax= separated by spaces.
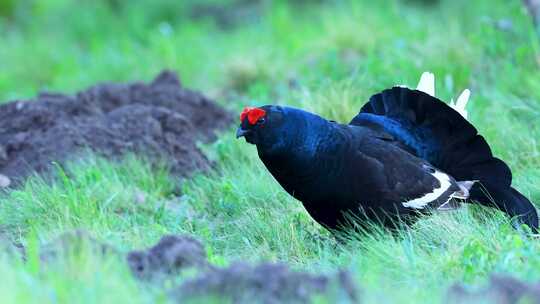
xmin=471 ymin=184 xmax=538 ymax=232
xmin=352 ymin=77 xmax=538 ymax=231
xmin=415 ymin=71 xmax=471 ymax=119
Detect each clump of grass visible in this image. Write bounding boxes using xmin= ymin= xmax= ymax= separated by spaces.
xmin=0 ymin=243 xmax=155 ymax=304
xmin=222 ymin=54 xmax=274 ymax=94
xmin=294 ymin=78 xmax=373 ymax=123
xmin=0 ymin=154 xmax=178 ymax=246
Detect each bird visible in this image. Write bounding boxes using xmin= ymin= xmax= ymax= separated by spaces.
xmin=236 ymin=73 xmax=538 ymax=233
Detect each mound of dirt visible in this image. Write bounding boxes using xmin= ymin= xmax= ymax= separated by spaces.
xmin=447 ymin=275 xmax=540 ymax=304
xmin=0 ymin=70 xmax=232 ymax=184
xmin=127 ymin=235 xmax=359 ymax=303
xmin=172 ymin=262 xmax=359 ymax=303
xmin=127 ymin=235 xmax=210 ymax=280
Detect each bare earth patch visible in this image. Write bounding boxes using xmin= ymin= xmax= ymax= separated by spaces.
xmin=127 ymin=234 xmax=211 ymax=280
xmin=448 ymin=275 xmax=540 ymax=304
xmin=126 ymin=236 xmax=360 ymax=303
xmin=0 ymin=70 xmax=232 ymax=185
xmin=172 ymin=261 xmax=360 ymax=303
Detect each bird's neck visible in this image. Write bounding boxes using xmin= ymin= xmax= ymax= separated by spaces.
xmin=258 ymin=119 xmax=346 ymax=185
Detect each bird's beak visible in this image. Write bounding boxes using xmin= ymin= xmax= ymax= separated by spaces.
xmin=236 ymin=127 xmax=250 ymax=138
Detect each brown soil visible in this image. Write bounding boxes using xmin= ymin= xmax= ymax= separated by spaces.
xmin=127 ymin=235 xmax=359 ymax=303
xmin=172 ymin=262 xmax=359 ymax=303
xmin=0 ymin=70 xmax=232 ymax=184
xmin=448 ymin=275 xmax=540 ymax=304
xmin=127 ymin=234 xmax=211 ymax=280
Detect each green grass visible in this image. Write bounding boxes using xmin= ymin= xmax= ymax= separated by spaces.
xmin=1 ymin=0 xmax=540 ymax=303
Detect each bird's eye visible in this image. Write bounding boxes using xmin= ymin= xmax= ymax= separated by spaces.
xmin=257 ymin=117 xmax=266 ymax=125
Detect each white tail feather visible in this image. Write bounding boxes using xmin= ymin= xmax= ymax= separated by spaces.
xmin=416 ymin=72 xmax=435 ymax=96
xmin=449 ymin=89 xmax=470 ymax=119
xmin=414 ymin=72 xmax=471 ymax=120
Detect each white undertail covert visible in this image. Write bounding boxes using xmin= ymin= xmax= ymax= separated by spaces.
xmin=402 ymin=170 xmax=452 ymax=209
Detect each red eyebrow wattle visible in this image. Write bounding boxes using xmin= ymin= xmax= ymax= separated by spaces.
xmin=240 ymin=107 xmax=266 ymax=125
xmin=240 ymin=107 xmax=253 ymax=122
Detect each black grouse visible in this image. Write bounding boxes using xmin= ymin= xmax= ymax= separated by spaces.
xmin=236 ymin=78 xmax=538 ymax=232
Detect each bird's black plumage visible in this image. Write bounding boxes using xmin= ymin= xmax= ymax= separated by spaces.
xmin=237 ymin=87 xmax=538 ymax=232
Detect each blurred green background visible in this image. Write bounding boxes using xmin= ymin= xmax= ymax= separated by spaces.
xmin=2 ymin=0 xmax=538 ymax=103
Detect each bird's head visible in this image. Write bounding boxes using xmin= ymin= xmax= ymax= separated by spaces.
xmin=236 ymin=105 xmax=327 ymax=156
xmin=236 ymin=105 xmax=286 ymax=151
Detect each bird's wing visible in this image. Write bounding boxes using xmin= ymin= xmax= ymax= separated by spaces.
xmin=347 ymin=130 xmax=461 ymax=211
xmin=349 ymin=86 xmax=511 ymax=188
